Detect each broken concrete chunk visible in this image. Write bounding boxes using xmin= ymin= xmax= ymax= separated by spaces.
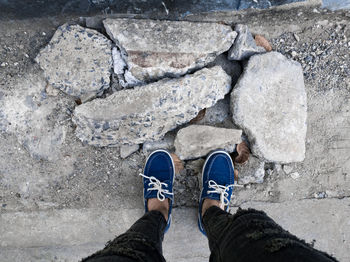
xmin=112 ymin=47 xmax=141 ymax=88
xmin=209 ymin=54 xmax=242 ymax=86
xmin=236 ymin=156 xmax=265 ymax=185
xmin=120 ymin=144 xmax=140 ymax=159
xmin=174 ymin=125 xmax=242 ymax=160
xmin=73 ymin=66 xmax=231 ymax=147
xmin=197 ymin=96 xmax=233 ymax=127
xmin=228 ymin=24 xmax=265 ymax=61
xmin=142 ymin=132 xmax=175 ymax=154
xmin=231 ymin=52 xmax=307 ymax=163
xmin=103 ymin=18 xmax=237 ymax=87
xmin=35 ymin=24 xmax=112 ymax=99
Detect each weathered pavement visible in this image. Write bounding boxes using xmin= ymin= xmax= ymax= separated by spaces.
xmin=1 ymin=199 xmax=349 ymax=261
xmin=1 ymin=3 xmax=350 ymax=262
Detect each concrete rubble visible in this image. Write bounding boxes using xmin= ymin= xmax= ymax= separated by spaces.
xmin=209 ymin=54 xmax=242 ymax=86
xmin=73 ymin=66 xmax=231 ymax=147
xmin=228 ymin=24 xmax=266 ymax=61
xmin=231 ymin=52 xmax=307 ymax=163
xmin=142 ymin=132 xmax=176 ymax=154
xmin=35 ymin=24 xmax=112 ymax=99
xmin=103 ymin=18 xmax=237 ymax=87
xmin=2 ymin=4 xmax=350 ymax=262
xmin=196 ymin=96 xmax=234 ymax=128
xmin=174 ymin=125 xmax=242 ymax=160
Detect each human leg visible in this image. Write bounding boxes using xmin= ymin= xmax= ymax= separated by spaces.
xmin=203 ymin=206 xmax=338 ymax=262
xmin=198 ymin=150 xmax=338 ymax=262
xmin=82 ymin=150 xmax=175 ymax=262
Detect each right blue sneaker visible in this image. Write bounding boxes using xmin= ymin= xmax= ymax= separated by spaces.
xmin=198 ymin=150 xmax=235 ymax=236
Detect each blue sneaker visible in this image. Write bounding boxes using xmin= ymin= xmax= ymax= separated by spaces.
xmin=198 ymin=150 xmax=235 ymax=236
xmin=139 ymin=149 xmax=175 ymax=233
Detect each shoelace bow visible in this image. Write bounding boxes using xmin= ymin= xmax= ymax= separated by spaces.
xmin=207 ymin=180 xmax=241 ymax=208
xmin=139 ymin=173 xmax=173 ymax=201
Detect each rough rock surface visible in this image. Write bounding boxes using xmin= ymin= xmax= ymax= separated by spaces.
xmin=174 ymin=125 xmax=242 ymax=160
xmin=236 ymin=156 xmax=265 ymax=185
xmin=120 ymin=144 xmax=140 ymax=159
xmin=142 ymin=132 xmax=175 ymax=155
xmin=175 ymin=158 xmax=204 ymax=206
xmin=35 ymin=24 xmax=112 ymax=99
xmin=73 ymin=66 xmax=231 ymax=147
xmin=103 ymin=18 xmax=237 ymax=87
xmin=0 ymin=73 xmax=74 ymax=160
xmin=197 ymin=96 xmax=235 ymax=128
xmin=208 ymin=54 xmax=242 ymax=86
xmin=228 ymin=24 xmax=265 ymax=61
xmin=231 ymin=52 xmax=307 ymax=163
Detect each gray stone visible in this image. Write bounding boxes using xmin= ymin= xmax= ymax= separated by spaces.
xmin=0 ymin=73 xmax=74 ymax=161
xmin=228 ymin=24 xmax=265 ymax=61
xmin=112 ymin=47 xmax=140 ymax=88
xmin=35 ymin=24 xmax=112 ymax=99
xmin=236 ymin=156 xmax=265 ymax=185
xmin=142 ymin=132 xmax=175 ymax=154
xmin=73 ymin=66 xmax=231 ymax=147
xmin=197 ymin=96 xmax=235 ymax=128
xmin=210 ymin=54 xmax=242 ymax=85
xmin=120 ymin=144 xmax=140 ymax=159
xmin=174 ymin=125 xmax=242 ymax=160
xmin=231 ymin=52 xmax=307 ymax=163
xmin=103 ymin=18 xmax=237 ymax=87
xmin=283 ymin=164 xmax=294 ymax=174
xmin=290 ymin=172 xmax=300 ymax=179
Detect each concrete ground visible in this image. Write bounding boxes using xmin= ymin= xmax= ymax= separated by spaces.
xmin=0 ymin=3 xmax=350 ymax=262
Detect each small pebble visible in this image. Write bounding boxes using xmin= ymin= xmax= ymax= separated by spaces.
xmin=42 ymin=32 xmax=46 ymax=36
xmin=290 ymin=172 xmax=300 ymax=179
xmin=314 ymin=192 xmax=327 ymax=199
xmin=283 ymin=165 xmax=293 ymax=174
xmin=293 ymin=33 xmax=300 ymax=42
xmin=1 ymin=62 xmax=6 ymax=67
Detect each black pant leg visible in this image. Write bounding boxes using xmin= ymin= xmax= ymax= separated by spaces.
xmin=203 ymin=206 xmax=338 ymax=262
xmin=82 ymin=210 xmax=167 ymax=262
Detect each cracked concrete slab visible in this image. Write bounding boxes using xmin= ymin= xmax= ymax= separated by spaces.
xmin=174 ymin=125 xmax=242 ymax=160
xmin=104 ymin=18 xmax=236 ymax=86
xmin=73 ymin=66 xmax=231 ymax=147
xmin=35 ymin=24 xmax=112 ymax=99
xmin=231 ymin=52 xmax=307 ymax=163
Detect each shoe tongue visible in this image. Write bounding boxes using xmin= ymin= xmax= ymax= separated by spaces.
xmin=144 ymin=189 xmax=158 ymax=200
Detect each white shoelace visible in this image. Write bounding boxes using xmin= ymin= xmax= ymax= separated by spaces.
xmin=139 ymin=173 xmax=173 ymax=201
xmin=207 ymin=180 xmax=236 ymax=209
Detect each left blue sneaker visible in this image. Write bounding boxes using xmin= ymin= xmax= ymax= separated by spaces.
xmin=139 ymin=149 xmax=175 ymax=233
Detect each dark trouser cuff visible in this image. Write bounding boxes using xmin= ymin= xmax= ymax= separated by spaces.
xmin=203 ymin=206 xmax=338 ymax=262
xmin=82 ymin=210 xmax=166 ymax=262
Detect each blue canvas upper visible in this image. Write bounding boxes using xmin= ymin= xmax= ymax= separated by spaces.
xmin=198 ymin=150 xmax=235 ymax=236
xmin=141 ymin=149 xmax=174 ymax=233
